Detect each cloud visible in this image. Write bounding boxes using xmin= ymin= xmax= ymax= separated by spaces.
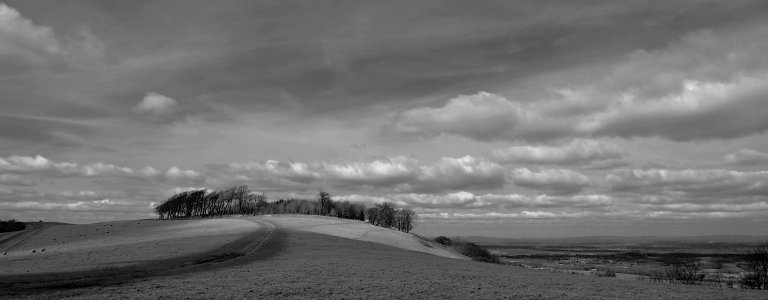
xmin=386 ymin=92 xmax=521 ymax=141
xmin=134 ymin=92 xmax=178 ymax=116
xmin=334 ymin=194 xmax=408 ymax=207
xmin=419 ymin=210 xmax=591 ymax=220
xmin=415 ymin=156 xmax=506 ymax=192
xmin=589 ymin=75 xmax=768 ymax=140
xmin=383 ymin=23 xmax=768 ymax=142
xmin=352 ymin=191 xmax=613 ymax=211
xmin=320 ymin=157 xmax=420 ymax=187
xmin=392 ymin=192 xmax=482 ymax=209
xmin=491 ymin=139 xmax=623 ymax=166
xmin=0 ymin=174 xmax=34 ymax=186
xmin=509 ymin=168 xmax=590 ymax=195
xmin=607 ymin=168 xmax=768 ymax=198
xmin=0 ymin=154 xmax=202 ymax=184
xmin=642 ymin=202 xmax=768 ymax=214
xmin=214 ymin=155 xmax=507 ymax=193
xmin=724 ymin=149 xmax=768 ymax=165
xmin=0 ymin=3 xmax=61 ymax=69
xmin=0 ymin=198 xmax=140 ymax=212
xmin=573 ymin=25 xmax=768 ymax=141
xmin=164 ymin=166 xmax=202 ymax=182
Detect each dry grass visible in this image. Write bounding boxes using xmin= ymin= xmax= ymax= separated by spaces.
xmin=1 ymin=216 xmax=766 ymax=299
xmin=0 ymin=219 xmax=258 ymax=275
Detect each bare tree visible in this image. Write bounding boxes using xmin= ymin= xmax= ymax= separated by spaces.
xmin=367 ymin=207 xmax=380 ymax=226
xmin=665 ymin=261 xmax=703 ymax=285
xmin=317 ymin=190 xmax=333 ymax=216
xmin=742 ymin=242 xmax=768 ymax=290
xmin=394 ymin=208 xmax=417 ymax=233
xmin=376 ymin=202 xmax=396 ymax=228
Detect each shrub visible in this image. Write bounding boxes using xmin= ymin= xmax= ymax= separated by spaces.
xmin=741 ymin=242 xmax=768 ymax=290
xmin=598 ymin=268 xmax=616 ymax=277
xmin=448 ymin=239 xmax=500 ymax=264
xmin=665 ymin=261 xmax=704 ymax=285
xmin=434 ymin=236 xmax=452 ymax=246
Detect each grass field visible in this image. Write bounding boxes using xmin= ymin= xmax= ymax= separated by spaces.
xmin=1 ymin=216 xmax=766 ymax=299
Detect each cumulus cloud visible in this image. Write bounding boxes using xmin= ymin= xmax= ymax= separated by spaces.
xmin=351 ymin=191 xmax=613 ymax=211
xmin=387 ymin=92 xmax=521 ymax=141
xmin=320 ymin=157 xmax=419 ymax=186
xmin=0 ymin=198 xmax=140 ymax=212
xmin=419 ymin=210 xmax=591 ymax=220
xmin=164 ymin=166 xmax=202 ymax=182
xmin=384 ymin=23 xmax=768 ymax=142
xmin=0 ymin=185 xmax=145 ymax=218
xmin=0 ymin=154 xmax=202 ymax=184
xmin=589 ymin=76 xmax=768 ymax=140
xmin=491 ymin=139 xmax=623 ymax=166
xmin=214 ymin=155 xmax=506 ymax=193
xmin=0 ymin=3 xmax=61 ymax=67
xmin=334 ymin=194 xmax=408 ymax=207
xmin=134 ymin=92 xmax=178 ymax=116
xmin=509 ymin=168 xmax=590 ymax=195
xmin=415 ymin=156 xmax=506 ymax=192
xmin=724 ymin=149 xmax=768 ymax=165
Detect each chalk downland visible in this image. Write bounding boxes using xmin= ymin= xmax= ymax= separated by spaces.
xmin=265 ymin=215 xmax=469 ymax=260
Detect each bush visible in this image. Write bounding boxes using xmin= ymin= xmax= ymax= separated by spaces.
xmin=665 ymin=261 xmax=704 ymax=285
xmin=741 ymin=242 xmax=768 ymax=290
xmin=0 ymin=219 xmax=26 ymax=233
xmin=598 ymin=268 xmax=616 ymax=277
xmin=434 ymin=236 xmax=452 ymax=246
xmin=439 ymin=238 xmax=500 ymax=264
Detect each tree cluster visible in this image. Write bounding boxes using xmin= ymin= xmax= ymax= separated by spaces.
xmin=366 ymin=202 xmax=417 ymax=233
xmin=155 ymin=185 xmax=265 ymax=219
xmin=0 ymin=219 xmax=26 ymax=233
xmin=155 ymin=187 xmax=420 ymax=232
xmin=262 ymin=196 xmax=366 ymax=221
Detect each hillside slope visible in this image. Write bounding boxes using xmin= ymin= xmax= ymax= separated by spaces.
xmin=265 ymin=215 xmax=468 ymax=260
xmin=0 ymin=219 xmax=264 ymax=276
xmin=1 ymin=216 xmax=765 ymax=299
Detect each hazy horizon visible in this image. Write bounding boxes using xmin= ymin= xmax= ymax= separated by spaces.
xmin=2 ymin=0 xmax=768 ymax=238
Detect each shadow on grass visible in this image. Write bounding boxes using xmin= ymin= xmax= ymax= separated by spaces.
xmin=0 ymin=220 xmax=286 ymax=296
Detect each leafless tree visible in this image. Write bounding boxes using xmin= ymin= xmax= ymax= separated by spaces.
xmin=742 ymin=242 xmax=768 ymax=290
xmin=665 ymin=260 xmax=704 ymax=285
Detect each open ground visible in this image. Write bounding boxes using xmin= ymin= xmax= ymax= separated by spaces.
xmin=1 ymin=215 xmax=766 ymax=299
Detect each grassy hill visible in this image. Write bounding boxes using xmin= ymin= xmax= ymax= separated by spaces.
xmin=1 ymin=216 xmax=765 ymax=299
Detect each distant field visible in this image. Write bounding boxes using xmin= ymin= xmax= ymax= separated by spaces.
xmin=1 ymin=216 xmax=766 ymax=299
xmin=483 ymin=239 xmax=764 ymax=287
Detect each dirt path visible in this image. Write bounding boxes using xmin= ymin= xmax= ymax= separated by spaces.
xmin=0 ymin=218 xmax=283 ymax=295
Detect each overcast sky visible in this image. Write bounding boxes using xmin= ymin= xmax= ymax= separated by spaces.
xmin=2 ymin=0 xmax=768 ymax=238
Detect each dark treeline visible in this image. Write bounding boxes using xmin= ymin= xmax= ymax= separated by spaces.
xmin=154 ymin=186 xmax=416 ymax=233
xmin=0 ymin=219 xmax=26 ymax=233
xmin=433 ymin=236 xmax=500 ymax=263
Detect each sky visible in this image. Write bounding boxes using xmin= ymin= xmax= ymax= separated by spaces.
xmin=2 ymin=0 xmax=768 ymax=238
